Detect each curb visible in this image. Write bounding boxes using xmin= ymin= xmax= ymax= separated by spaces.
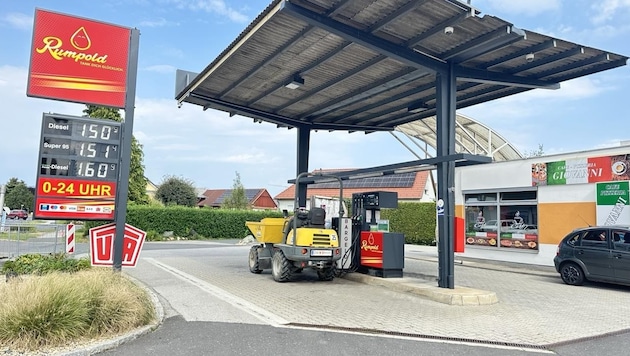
xmin=342 ymin=272 xmax=498 ymax=306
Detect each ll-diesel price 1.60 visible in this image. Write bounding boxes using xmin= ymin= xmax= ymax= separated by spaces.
xmin=34 ymin=113 xmax=122 ymax=220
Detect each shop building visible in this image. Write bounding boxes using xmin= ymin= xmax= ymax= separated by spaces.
xmin=455 ymin=145 xmax=630 ymax=266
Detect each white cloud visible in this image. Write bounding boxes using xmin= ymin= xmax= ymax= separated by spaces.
xmin=143 ymin=64 xmax=177 ymax=73
xmin=475 ymin=0 xmax=561 ymax=16
xmin=168 ymin=0 xmax=249 ymax=23
xmin=138 ymin=17 xmax=177 ymax=28
xmin=458 ymin=75 xmax=621 ymax=156
xmin=1 ymin=12 xmax=33 ymax=30
xmin=0 ymin=65 xmax=85 ymax=186
xmin=591 ymin=0 xmax=630 ymax=24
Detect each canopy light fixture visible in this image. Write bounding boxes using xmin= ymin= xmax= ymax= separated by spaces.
xmin=285 ymin=74 xmax=304 ymax=89
xmin=525 ymin=53 xmax=535 ymax=62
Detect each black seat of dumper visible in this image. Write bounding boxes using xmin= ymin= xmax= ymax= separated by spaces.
xmin=282 ymin=209 xmax=310 ymax=242
xmin=308 ymin=207 xmax=326 ymax=227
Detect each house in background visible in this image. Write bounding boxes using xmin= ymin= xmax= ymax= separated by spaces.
xmin=145 ymin=179 xmax=158 ymax=199
xmin=274 ymin=170 xmax=435 ymax=212
xmin=198 ymin=188 xmax=278 ymax=210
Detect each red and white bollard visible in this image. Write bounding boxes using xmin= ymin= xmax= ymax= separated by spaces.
xmin=66 ymin=223 xmax=75 ymax=254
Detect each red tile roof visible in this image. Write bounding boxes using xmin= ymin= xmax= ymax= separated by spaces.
xmin=199 ymin=188 xmax=277 ymax=209
xmin=274 ymin=170 xmax=430 ymax=200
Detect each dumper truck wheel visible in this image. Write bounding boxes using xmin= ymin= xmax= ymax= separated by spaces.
xmin=271 ymin=249 xmax=292 ymax=282
xmin=317 ymin=267 xmax=335 ymax=281
xmin=248 ymin=246 xmax=263 ymax=274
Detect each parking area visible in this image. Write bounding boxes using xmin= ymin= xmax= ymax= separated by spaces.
xmin=124 ymin=242 xmax=630 ymax=349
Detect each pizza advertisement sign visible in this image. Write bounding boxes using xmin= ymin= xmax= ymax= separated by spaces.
xmin=532 ymin=154 xmax=630 ymax=186
xmin=27 ymin=8 xmax=131 ymax=108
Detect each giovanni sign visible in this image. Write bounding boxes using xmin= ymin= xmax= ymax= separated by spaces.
xmin=532 ymin=153 xmax=630 ymax=186
xmin=27 ymin=8 xmax=131 ymax=108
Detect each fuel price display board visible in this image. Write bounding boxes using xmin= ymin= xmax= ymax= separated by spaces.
xmin=35 ymin=113 xmax=121 ymax=220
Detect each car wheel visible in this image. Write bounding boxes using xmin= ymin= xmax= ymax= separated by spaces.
xmin=560 ymin=262 xmax=585 ymax=286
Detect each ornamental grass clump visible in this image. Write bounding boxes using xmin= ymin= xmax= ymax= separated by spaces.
xmin=0 ymin=269 xmax=155 ymax=351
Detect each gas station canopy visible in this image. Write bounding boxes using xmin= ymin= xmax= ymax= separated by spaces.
xmin=175 ymin=0 xmax=628 ymax=133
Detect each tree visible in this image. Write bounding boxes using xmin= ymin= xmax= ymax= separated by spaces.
xmin=523 ymin=144 xmax=544 ymax=158
xmin=222 ymin=172 xmax=249 ymax=209
xmin=4 ymin=178 xmax=34 ymax=211
xmin=155 ymin=176 xmax=197 ymax=207
xmin=83 ymin=105 xmax=149 ymax=204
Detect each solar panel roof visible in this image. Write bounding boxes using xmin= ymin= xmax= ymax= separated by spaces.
xmin=311 ymin=171 xmax=416 ymax=188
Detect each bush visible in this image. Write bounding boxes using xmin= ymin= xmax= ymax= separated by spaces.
xmin=381 ymin=202 xmax=436 ymax=245
xmin=0 ymin=269 xmax=155 ymax=351
xmin=80 ymin=203 xmax=437 ymax=245
xmin=1 ymin=253 xmax=91 ymax=275
xmin=83 ymin=206 xmax=283 ymax=239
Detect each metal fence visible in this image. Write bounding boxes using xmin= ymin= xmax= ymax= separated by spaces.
xmin=0 ymin=222 xmax=71 ymax=260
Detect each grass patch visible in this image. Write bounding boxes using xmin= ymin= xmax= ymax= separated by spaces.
xmin=0 ymin=231 xmax=43 ymax=241
xmin=0 ymin=269 xmax=156 ymax=351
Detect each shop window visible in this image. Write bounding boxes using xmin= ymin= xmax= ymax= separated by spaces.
xmin=465 ymin=205 xmax=499 ymax=248
xmin=464 ymin=190 xmax=538 ymax=251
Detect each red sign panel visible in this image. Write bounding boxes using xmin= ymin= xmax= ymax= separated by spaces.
xmin=360 ymin=231 xmax=383 ymax=268
xmin=89 ymin=223 xmax=146 ymax=267
xmin=27 ymin=8 xmax=131 ymax=108
xmin=34 ymin=177 xmax=116 ymax=220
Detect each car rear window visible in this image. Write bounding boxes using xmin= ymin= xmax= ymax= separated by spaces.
xmin=580 ymin=229 xmax=608 ymax=248
xmin=566 ymin=233 xmax=580 ymax=246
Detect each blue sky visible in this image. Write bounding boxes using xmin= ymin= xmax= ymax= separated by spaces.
xmin=0 ymin=0 xmax=629 ymax=197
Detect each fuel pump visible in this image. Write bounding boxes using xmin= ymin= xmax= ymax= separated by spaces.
xmin=351 ymin=191 xmax=405 ymax=278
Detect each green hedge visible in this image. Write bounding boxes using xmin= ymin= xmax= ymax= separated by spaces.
xmin=83 ymin=206 xmax=283 ymax=240
xmin=381 ymin=202 xmax=436 ymax=245
xmin=83 ymin=203 xmax=436 ymax=245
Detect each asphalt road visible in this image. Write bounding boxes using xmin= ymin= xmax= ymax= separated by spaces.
xmin=91 ymin=241 xmax=630 ymax=356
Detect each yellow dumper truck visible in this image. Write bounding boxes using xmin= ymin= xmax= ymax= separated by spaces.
xmin=245 ymin=173 xmax=343 ymax=282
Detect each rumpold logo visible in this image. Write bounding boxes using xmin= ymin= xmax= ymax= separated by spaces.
xmin=36 ymin=26 xmax=108 ymax=63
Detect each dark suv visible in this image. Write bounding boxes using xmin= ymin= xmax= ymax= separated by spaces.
xmin=7 ymin=209 xmax=28 ymax=220
xmin=554 ymin=226 xmax=630 ymax=286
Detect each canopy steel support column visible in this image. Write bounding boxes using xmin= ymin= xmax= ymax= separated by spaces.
xmin=295 ymin=126 xmax=311 ymax=208
xmin=436 ymin=63 xmax=457 ymax=289
xmin=113 ymin=28 xmax=140 ymax=272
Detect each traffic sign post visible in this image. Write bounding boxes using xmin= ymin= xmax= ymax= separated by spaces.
xmin=89 ymin=223 xmax=146 ymax=267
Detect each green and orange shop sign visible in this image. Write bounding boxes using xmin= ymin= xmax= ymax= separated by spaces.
xmin=596 ymin=181 xmax=630 ymax=225
xmin=27 ymin=8 xmax=131 ymax=108
xmin=532 ymin=154 xmax=630 ymax=186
